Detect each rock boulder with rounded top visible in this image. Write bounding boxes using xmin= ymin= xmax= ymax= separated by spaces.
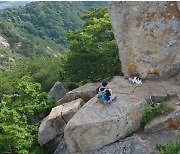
xmin=108 ymin=2 xmax=180 ymax=79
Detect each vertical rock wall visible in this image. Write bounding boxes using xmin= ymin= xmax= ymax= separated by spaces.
xmin=108 ymin=2 xmax=180 ymax=79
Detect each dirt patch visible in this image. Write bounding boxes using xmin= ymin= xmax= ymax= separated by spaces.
xmin=135 ymin=129 xmax=150 ymax=141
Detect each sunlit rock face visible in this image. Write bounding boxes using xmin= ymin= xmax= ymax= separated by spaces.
xmin=63 ymin=76 xmax=180 ymax=153
xmin=108 ymin=2 xmax=180 ymax=79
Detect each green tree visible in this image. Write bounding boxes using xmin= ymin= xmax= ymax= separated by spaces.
xmin=64 ymin=7 xmax=121 ymax=89
xmin=0 ymin=2 xmax=106 ymax=72
xmin=142 ymin=102 xmax=171 ymax=125
xmin=0 ymin=76 xmax=54 ymax=153
xmin=0 ymin=56 xmax=66 ymax=100
xmin=11 ymin=56 xmax=66 ymax=92
xmin=0 ymin=2 xmax=106 ymax=48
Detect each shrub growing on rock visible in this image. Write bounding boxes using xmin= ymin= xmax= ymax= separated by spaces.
xmin=142 ymin=102 xmax=170 ymax=125
xmin=156 ymin=140 xmax=180 ymax=154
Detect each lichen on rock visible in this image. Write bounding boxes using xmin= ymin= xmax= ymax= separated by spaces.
xmin=108 ymin=1 xmax=180 ymax=79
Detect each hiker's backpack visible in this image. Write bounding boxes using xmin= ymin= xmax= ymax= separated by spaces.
xmin=98 ymin=89 xmax=107 ymax=104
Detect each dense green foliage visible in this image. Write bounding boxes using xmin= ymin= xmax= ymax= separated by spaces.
xmin=156 ymin=140 xmax=180 ymax=154
xmin=142 ymin=102 xmax=170 ymax=125
xmin=0 ymin=7 xmax=121 ymax=98
xmin=0 ymin=1 xmax=106 ymax=48
xmin=64 ymin=7 xmax=121 ymax=89
xmin=0 ymin=56 xmax=65 ymax=99
xmin=0 ymin=76 xmax=54 ymax=153
xmin=0 ymin=16 xmax=64 ymax=57
xmin=0 ymin=2 xmax=106 ymax=70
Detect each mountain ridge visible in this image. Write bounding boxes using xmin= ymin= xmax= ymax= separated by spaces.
xmin=0 ymin=1 xmax=30 ymax=10
xmin=0 ymin=2 xmax=106 ymax=69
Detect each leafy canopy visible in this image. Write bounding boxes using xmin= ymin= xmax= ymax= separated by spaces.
xmin=0 ymin=56 xmax=65 ymax=100
xmin=0 ymin=76 xmax=54 ymax=154
xmin=64 ymin=7 xmax=121 ymax=89
xmin=0 ymin=2 xmax=106 ymax=48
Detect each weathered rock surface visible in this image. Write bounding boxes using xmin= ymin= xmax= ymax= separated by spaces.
xmin=54 ymin=137 xmax=70 ymax=154
xmin=38 ymin=105 xmax=65 ymax=146
xmin=38 ymin=98 xmax=84 ymax=146
xmin=144 ymin=79 xmax=180 ymax=101
xmin=176 ymin=73 xmax=180 ymax=85
xmin=64 ymin=77 xmax=148 ymax=153
xmin=61 ymin=130 xmax=179 ymax=154
xmin=146 ymin=130 xmax=179 ymax=153
xmin=85 ymin=135 xmax=147 ymax=154
xmin=62 ymin=99 xmax=85 ymax=123
xmin=45 ymin=134 xmax=64 ymax=154
xmin=78 ymin=130 xmax=179 ymax=154
xmin=64 ymin=76 xmax=180 ymax=153
xmin=144 ymin=107 xmax=180 ymax=133
xmin=108 ymin=2 xmax=180 ymax=79
xmin=48 ymin=81 xmax=68 ymax=101
xmin=56 ymin=82 xmax=101 ymax=106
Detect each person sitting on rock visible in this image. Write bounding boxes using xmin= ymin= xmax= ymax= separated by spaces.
xmin=98 ymin=81 xmax=116 ymax=104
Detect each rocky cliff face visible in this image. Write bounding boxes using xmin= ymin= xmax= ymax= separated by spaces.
xmin=108 ymin=2 xmax=180 ymax=79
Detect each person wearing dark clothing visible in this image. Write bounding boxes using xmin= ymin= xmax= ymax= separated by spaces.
xmin=99 ymin=87 xmax=111 ymax=102
xmin=98 ymin=81 xmax=116 ymax=104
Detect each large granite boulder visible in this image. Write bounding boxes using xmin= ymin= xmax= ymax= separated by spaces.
xmin=64 ymin=76 xmax=180 ymax=153
xmin=144 ymin=107 xmax=180 ymax=133
xmin=85 ymin=130 xmax=179 ymax=154
xmin=108 ymin=2 xmax=180 ymax=79
xmin=85 ymin=134 xmax=147 ymax=154
xmin=56 ymin=82 xmax=101 ymax=106
xmin=38 ymin=98 xmax=84 ymax=146
xmin=60 ymin=130 xmax=178 ymax=154
xmin=48 ymin=81 xmax=68 ymax=101
xmin=64 ymin=77 xmax=148 ymax=153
